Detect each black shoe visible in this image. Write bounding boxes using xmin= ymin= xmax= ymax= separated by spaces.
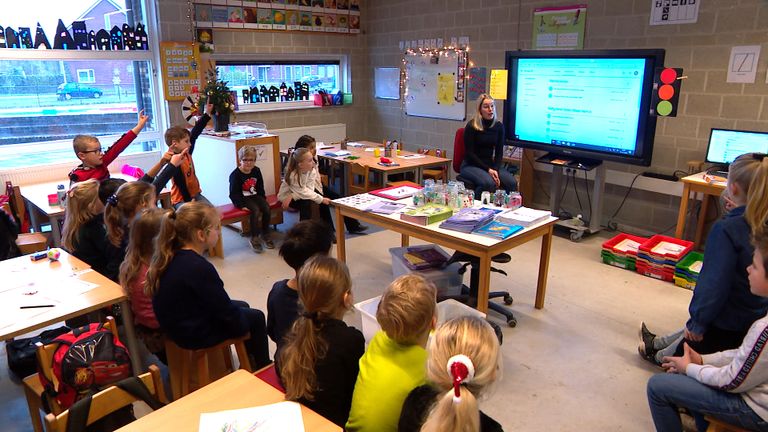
xmin=638 ymin=322 xmax=661 ymax=367
xmin=347 ymin=224 xmax=368 ymax=234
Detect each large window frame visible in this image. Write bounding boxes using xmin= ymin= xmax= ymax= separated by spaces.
xmin=0 ymin=0 xmax=165 ymax=170
xmin=212 ymin=53 xmax=351 ymax=113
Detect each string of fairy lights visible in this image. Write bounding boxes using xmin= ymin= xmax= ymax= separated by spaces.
xmin=185 ymin=0 xmax=199 ymax=74
xmin=400 ymin=46 xmax=471 ymax=109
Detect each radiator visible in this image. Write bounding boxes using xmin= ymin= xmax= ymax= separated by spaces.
xmin=271 ymin=123 xmax=346 ymax=151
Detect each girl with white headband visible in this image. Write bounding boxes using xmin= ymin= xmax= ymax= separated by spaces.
xmin=398 ymin=315 xmax=503 ymax=432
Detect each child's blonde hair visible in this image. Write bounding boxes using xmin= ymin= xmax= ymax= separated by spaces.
xmin=736 ymin=153 xmax=768 ymax=236
xmin=376 ymin=274 xmax=437 ymax=344
xmin=469 ymin=93 xmax=498 ymax=131
xmin=119 ymin=208 xmax=168 ymax=297
xmin=754 ymin=230 xmax=768 ymax=275
xmin=421 ymin=316 xmax=500 ymax=432
xmin=61 ymin=179 xmax=100 ymax=251
xmin=164 ymin=126 xmax=190 ymax=146
xmin=238 ymin=145 xmax=257 ymax=161
xmin=72 ymin=135 xmax=99 ymax=154
xmin=279 ymin=255 xmax=352 ymax=401
xmin=283 ymin=147 xmax=313 ymax=187
xmin=145 ymin=201 xmax=219 ymax=296
xmin=104 ymin=181 xmax=155 ymax=247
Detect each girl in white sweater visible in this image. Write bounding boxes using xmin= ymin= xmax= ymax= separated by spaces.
xmin=647 ymin=230 xmax=768 ymax=432
xmin=278 ymin=147 xmax=334 ymax=229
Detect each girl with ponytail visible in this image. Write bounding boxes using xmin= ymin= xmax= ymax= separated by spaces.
xmin=399 ymin=315 xmax=502 ymax=432
xmin=104 ymin=180 xmax=155 ymax=248
xmin=146 ymin=201 xmax=270 ymax=370
xmin=278 ymin=255 xmax=364 ymax=427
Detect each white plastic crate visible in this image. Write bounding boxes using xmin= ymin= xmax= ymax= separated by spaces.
xmin=356 ymin=296 xmax=485 ymax=344
xmin=389 ymin=246 xmax=463 ymax=297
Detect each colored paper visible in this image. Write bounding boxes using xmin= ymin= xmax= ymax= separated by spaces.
xmin=468 ymin=67 xmax=487 ymax=101
xmin=532 ymin=4 xmax=587 ymax=50
xmin=489 ymin=69 xmax=507 ymax=100
xmin=436 ymin=73 xmax=455 ymax=105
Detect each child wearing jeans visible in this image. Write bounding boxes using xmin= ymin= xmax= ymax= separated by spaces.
xmin=646 ymin=231 xmax=768 ymax=432
xmin=278 ymin=255 xmax=364 ymax=427
xmin=346 ymin=274 xmax=437 ymax=432
xmin=69 ymin=111 xmax=149 ymax=184
xmin=228 ymin=145 xmax=274 ymax=252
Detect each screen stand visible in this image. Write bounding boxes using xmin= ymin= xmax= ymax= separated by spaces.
xmin=548 ymin=160 xmax=606 ymax=242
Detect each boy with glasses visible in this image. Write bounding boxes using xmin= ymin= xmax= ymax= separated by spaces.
xmin=68 ymin=110 xmax=149 ymax=184
xmin=229 ymin=145 xmax=274 ymax=252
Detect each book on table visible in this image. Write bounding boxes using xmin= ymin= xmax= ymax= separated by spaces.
xmin=439 ymin=207 xmax=497 ymax=233
xmin=369 ymin=182 xmax=423 ymax=200
xmin=496 ymin=206 xmax=552 ymax=227
xmin=364 ymin=200 xmax=408 ymax=215
xmin=472 ymin=220 xmax=524 ymax=239
xmin=400 ymin=204 xmax=453 ymax=225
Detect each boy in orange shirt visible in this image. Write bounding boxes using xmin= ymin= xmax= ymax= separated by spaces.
xmin=164 ymin=102 xmax=212 ymax=208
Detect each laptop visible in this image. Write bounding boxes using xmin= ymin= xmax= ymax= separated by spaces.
xmin=705 ymin=128 xmax=768 ymax=176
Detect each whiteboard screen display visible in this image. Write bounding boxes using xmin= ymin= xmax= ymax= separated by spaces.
xmin=404 ymin=51 xmax=466 ymax=121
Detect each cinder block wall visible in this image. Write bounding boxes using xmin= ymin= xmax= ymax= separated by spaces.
xmin=365 ymin=0 xmax=768 ymax=234
xmin=156 ymin=0 xmax=370 ymax=141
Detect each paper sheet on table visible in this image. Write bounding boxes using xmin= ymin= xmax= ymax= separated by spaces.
xmin=332 ymin=193 xmax=383 ymax=210
xmin=364 ymin=147 xmax=384 ymax=152
xmin=198 ymin=401 xmax=305 ymax=432
xmin=400 ymin=154 xmax=425 ymax=159
xmin=346 ymin=142 xmax=365 ymax=147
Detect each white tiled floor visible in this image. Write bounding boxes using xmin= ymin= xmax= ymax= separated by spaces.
xmin=0 ymin=213 xmax=692 ymax=431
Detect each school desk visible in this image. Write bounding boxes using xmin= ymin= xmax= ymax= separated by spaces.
xmin=333 ymin=200 xmax=558 ymax=313
xmin=20 ymin=174 xmax=171 ymax=247
xmin=674 ymin=171 xmax=726 ymax=249
xmin=116 ymin=369 xmax=341 ymax=431
xmin=0 ymin=250 xmax=141 ymax=376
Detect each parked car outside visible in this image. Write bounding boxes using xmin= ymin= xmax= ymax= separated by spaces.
xmin=57 ymin=83 xmax=103 ymax=100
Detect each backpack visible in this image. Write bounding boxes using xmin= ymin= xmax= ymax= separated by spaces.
xmin=5 ymin=326 xmax=70 ymax=379
xmin=40 ymin=322 xmax=132 ymax=409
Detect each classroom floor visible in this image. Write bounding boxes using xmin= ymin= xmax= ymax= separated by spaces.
xmin=0 ymin=212 xmax=693 ymax=431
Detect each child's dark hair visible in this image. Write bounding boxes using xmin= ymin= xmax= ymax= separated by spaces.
xmin=99 ymin=178 xmax=127 ymax=205
xmin=279 ymin=220 xmax=333 ymax=270
xmin=279 ymin=255 xmax=352 ymax=401
xmin=295 ymin=135 xmax=316 ymax=149
xmin=164 ymin=126 xmax=190 ymax=146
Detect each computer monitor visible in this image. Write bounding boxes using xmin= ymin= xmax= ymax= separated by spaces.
xmin=705 ymin=128 xmax=768 ymax=167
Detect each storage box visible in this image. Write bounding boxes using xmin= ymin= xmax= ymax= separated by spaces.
xmin=356 ymin=297 xmax=485 ymax=344
xmin=390 ymin=246 xmax=463 ymax=297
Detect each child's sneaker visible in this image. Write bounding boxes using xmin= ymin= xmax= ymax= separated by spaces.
xmin=263 ymin=235 xmax=275 ymax=249
xmin=638 ymin=322 xmax=661 ymax=367
xmin=250 ymin=236 xmax=263 ymax=253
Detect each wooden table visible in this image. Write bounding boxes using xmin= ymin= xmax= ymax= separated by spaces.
xmin=20 ymin=174 xmax=171 ymax=247
xmin=674 ymin=172 xmax=726 ymax=249
xmin=0 ymin=251 xmax=141 ymax=375
xmin=117 ymin=370 xmax=341 ymax=431
xmin=333 ymin=201 xmax=558 ymax=313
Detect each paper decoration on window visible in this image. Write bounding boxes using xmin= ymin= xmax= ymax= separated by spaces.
xmin=72 ymin=21 xmax=88 ymax=50
xmin=34 ymin=23 xmax=50 ymax=49
xmin=87 ymin=30 xmax=97 ymax=50
xmin=0 ymin=28 xmax=6 ymax=48
xmin=135 ymin=24 xmax=148 ymax=50
xmin=53 ymin=21 xmax=73 ymax=49
xmin=95 ymin=29 xmax=110 ymax=50
xmin=18 ymin=27 xmax=32 ymax=49
xmin=5 ymin=27 xmax=19 ymax=48
xmin=122 ymin=24 xmax=135 ymax=50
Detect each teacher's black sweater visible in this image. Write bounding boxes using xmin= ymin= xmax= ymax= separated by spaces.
xmin=463 ymin=118 xmax=505 ymax=171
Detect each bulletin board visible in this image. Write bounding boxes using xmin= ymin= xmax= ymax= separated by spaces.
xmin=159 ymin=41 xmax=201 ymax=101
xmin=404 ymin=49 xmax=466 ymax=121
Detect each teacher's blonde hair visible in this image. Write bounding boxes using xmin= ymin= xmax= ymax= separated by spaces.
xmin=470 ymin=93 xmax=498 ymax=131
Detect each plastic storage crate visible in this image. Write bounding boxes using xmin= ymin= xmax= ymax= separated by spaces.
xmin=390 ymin=246 xmax=463 ymax=297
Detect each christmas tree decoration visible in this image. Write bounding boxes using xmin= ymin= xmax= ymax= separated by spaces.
xmin=109 ymin=26 xmax=123 ymax=50
xmin=34 ymin=23 xmax=51 ymax=49
xmin=53 ymin=19 xmax=73 ymax=49
xmin=72 ymin=21 xmax=88 ymax=50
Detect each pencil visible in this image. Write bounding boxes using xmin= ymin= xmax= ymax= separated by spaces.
xmin=20 ymin=305 xmax=55 ymax=309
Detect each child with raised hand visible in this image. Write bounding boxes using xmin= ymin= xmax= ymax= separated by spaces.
xmin=646 ymin=231 xmax=768 ymax=432
xmin=61 ymin=179 xmax=122 ymax=281
xmin=104 ymin=180 xmax=156 ymax=248
xmin=399 ymin=315 xmax=503 ymax=432
xmin=277 ymin=147 xmax=334 ymax=229
xmin=145 ymin=201 xmax=270 ymax=369
xmin=278 ymin=255 xmax=364 ymax=427
xmin=119 ymin=207 xmax=168 ymax=363
xmin=640 ymin=152 xmax=768 ymax=366
xmin=293 ymin=134 xmax=367 ymax=234
xmin=346 ymin=274 xmax=437 ymax=432
xmin=165 ymin=102 xmax=212 ymax=208
xmin=69 ymin=110 xmax=150 ymax=184
xmin=229 ymin=145 xmax=274 ymax=252
xmin=267 ymin=219 xmax=333 ymax=351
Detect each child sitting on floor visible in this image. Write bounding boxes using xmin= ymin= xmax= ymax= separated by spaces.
xmin=399 ymin=315 xmax=503 ymax=432
xmin=278 ymin=255 xmax=364 ymax=427
xmin=69 ymin=110 xmax=149 ymax=184
xmin=229 ymin=145 xmax=274 ymax=252
xmin=267 ymin=219 xmax=333 ymax=353
xmin=346 ymin=274 xmax=437 ymax=432
xmin=646 ymin=229 xmax=768 ymax=432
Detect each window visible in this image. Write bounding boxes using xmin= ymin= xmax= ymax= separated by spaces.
xmin=0 ymin=0 xmax=163 ymax=170
xmin=215 ymin=56 xmax=348 ymax=112
xmin=77 ymin=69 xmax=95 ymax=83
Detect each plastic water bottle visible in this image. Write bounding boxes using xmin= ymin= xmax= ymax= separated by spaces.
xmin=56 ymin=184 xmax=67 ymax=207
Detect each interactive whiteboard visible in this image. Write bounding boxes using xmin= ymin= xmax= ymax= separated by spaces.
xmin=404 ymin=51 xmax=466 ymax=121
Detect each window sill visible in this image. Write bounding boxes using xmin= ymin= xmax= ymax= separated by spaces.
xmin=235 ymin=101 xmax=349 ymax=113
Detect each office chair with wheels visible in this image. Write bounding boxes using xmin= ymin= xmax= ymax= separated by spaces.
xmin=443 ymin=251 xmax=517 ymax=327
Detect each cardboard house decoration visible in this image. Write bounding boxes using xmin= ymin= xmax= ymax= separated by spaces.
xmin=87 ymin=30 xmax=97 ymax=50
xmin=109 ymin=26 xmax=123 ymax=50
xmin=259 ymin=85 xmax=269 ymax=101
xmin=268 ymin=85 xmax=280 ymax=102
xmin=279 ymin=82 xmax=288 ymax=101
xmin=134 ymin=23 xmax=148 ymax=50
xmin=0 ymin=27 xmax=6 ymax=48
xmin=53 ymin=19 xmax=74 ymax=49
xmin=95 ymin=29 xmax=110 ymax=50
xmin=121 ymin=23 xmax=134 ymax=50
xmin=34 ymin=23 xmax=51 ymax=49
xmin=5 ymin=27 xmax=19 ymax=48
xmin=72 ymin=21 xmax=88 ymax=50
xmin=286 ymin=86 xmax=295 ymax=101
xmin=18 ymin=27 xmax=33 ymax=48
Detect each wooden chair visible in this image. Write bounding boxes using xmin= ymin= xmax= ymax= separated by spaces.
xmin=5 ymin=186 xmax=47 ymax=254
xmin=43 ymin=365 xmax=166 ymax=432
xmin=164 ymin=334 xmax=252 ymax=400
xmin=22 ymin=317 xmax=119 ymax=432
xmin=419 ymin=148 xmax=447 ymax=182
xmin=253 ymin=363 xmax=285 ymax=393
xmin=705 ymin=416 xmax=751 ymax=432
xmin=347 ymin=162 xmax=375 ymax=195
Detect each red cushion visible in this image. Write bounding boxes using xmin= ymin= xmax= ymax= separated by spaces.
xmin=217 ymin=203 xmax=250 ymax=219
xmin=266 ymin=194 xmax=280 ymax=209
xmin=452 ymin=128 xmax=465 ymax=173
xmin=254 ymin=364 xmax=285 ymax=393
